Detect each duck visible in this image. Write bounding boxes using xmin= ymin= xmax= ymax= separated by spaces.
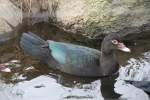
xmin=20 ymin=32 xmax=130 ymax=77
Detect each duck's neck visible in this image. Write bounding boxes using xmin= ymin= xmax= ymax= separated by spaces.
xmin=100 ymin=50 xmax=119 ymax=76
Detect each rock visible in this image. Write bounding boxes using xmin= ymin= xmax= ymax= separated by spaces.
xmin=9 ymin=0 xmax=150 ymax=39
xmin=0 ymin=0 xmax=22 ymax=42
xmin=53 ymin=0 xmax=150 ymax=38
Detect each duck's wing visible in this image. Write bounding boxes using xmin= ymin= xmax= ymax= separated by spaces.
xmin=48 ymin=40 xmax=100 ymax=67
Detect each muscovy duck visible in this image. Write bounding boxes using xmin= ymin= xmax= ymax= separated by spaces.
xmin=20 ymin=32 xmax=130 ymax=77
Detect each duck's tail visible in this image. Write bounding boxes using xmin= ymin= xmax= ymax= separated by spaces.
xmin=20 ymin=32 xmax=51 ymax=63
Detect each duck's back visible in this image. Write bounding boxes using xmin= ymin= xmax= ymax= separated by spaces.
xmin=48 ymin=40 xmax=101 ymax=77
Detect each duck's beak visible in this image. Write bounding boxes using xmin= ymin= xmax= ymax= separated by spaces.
xmin=117 ymin=43 xmax=131 ymax=52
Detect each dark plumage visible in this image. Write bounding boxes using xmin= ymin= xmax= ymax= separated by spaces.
xmin=20 ymin=32 xmax=130 ymax=77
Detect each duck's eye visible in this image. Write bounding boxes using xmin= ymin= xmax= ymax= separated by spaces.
xmin=111 ymin=40 xmax=118 ymax=45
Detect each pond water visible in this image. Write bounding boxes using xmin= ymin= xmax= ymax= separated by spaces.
xmin=0 ymin=22 xmax=150 ymax=100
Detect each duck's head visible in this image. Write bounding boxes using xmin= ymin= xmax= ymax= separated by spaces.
xmin=101 ymin=33 xmax=131 ymax=53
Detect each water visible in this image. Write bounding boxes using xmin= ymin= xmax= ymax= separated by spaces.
xmin=0 ymin=22 xmax=150 ymax=100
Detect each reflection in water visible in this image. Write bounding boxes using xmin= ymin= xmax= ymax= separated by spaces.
xmin=101 ymin=75 xmax=120 ymax=99
xmin=0 ymin=75 xmax=103 ymax=100
xmin=115 ymin=80 xmax=149 ymax=100
xmin=0 ymin=70 xmax=149 ymax=100
xmin=119 ymin=52 xmax=150 ymax=81
xmin=0 ymin=22 xmax=150 ymax=100
xmin=115 ymin=51 xmax=150 ymax=100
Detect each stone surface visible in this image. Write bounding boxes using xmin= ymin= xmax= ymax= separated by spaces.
xmin=50 ymin=0 xmax=150 ymax=38
xmin=0 ymin=0 xmax=22 ymax=42
xmin=4 ymin=0 xmax=150 ymax=39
